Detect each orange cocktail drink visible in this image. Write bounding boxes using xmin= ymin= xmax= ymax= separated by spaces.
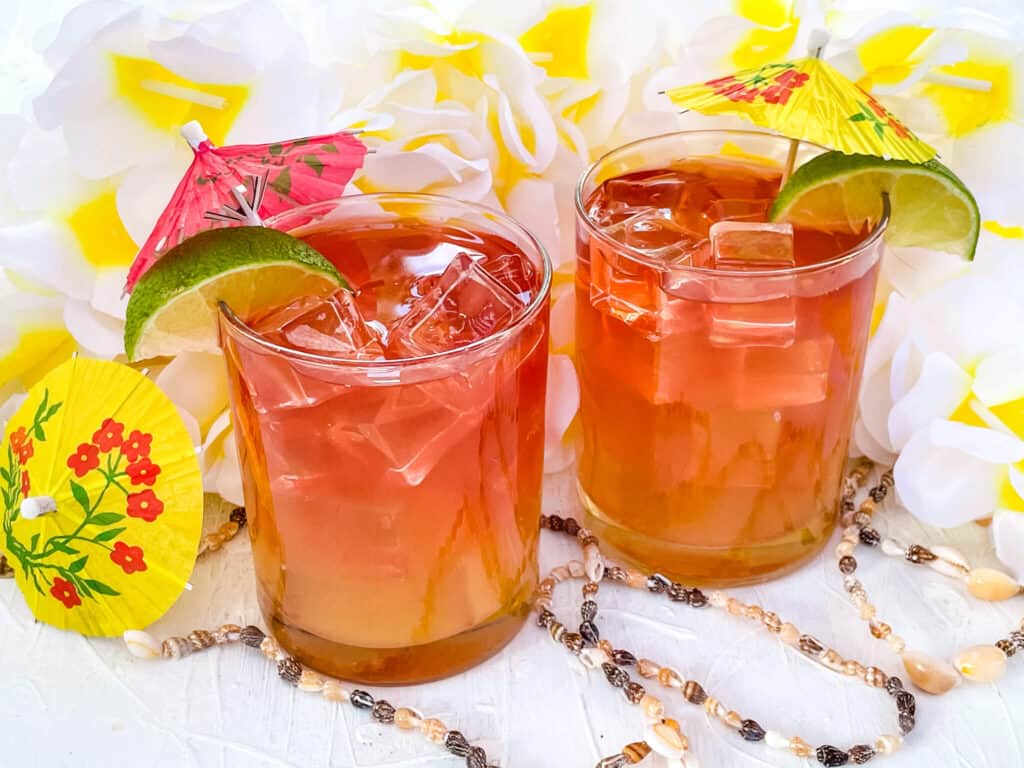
xmin=220 ymin=195 xmax=550 ymax=683
xmin=574 ymin=131 xmax=885 ymax=585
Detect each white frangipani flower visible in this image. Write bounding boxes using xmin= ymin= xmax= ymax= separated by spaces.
xmin=2 ymin=0 xmax=331 ymax=503
xmin=854 ymin=230 xmax=1024 ymax=574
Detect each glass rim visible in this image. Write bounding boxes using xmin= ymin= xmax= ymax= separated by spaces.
xmin=574 ymin=128 xmax=890 ymax=278
xmin=219 ymin=192 xmax=553 ymax=368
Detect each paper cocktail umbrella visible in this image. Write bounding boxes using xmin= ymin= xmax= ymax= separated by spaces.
xmin=1 ymin=358 xmax=203 ymax=636
xmin=124 ymin=121 xmax=368 ymax=292
xmin=664 ymin=31 xmax=937 ymax=168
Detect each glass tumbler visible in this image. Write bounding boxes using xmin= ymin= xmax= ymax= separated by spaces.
xmin=574 ymin=130 xmax=886 ymax=586
xmin=220 ymin=194 xmax=551 ymax=683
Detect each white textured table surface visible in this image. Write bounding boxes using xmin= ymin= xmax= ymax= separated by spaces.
xmin=3 ymin=469 xmax=1023 ymax=768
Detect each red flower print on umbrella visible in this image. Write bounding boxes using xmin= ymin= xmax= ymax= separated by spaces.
xmin=762 ymin=84 xmax=793 ymax=105
xmin=126 ymin=490 xmax=164 ymax=523
xmin=706 ymin=75 xmax=739 ymax=94
xmin=11 ymin=427 xmax=33 ymax=465
xmin=124 ymin=121 xmax=368 ymax=293
xmin=67 ymin=443 xmax=100 ymax=477
xmin=774 ymin=69 xmax=809 ymax=89
xmin=50 ymin=578 xmax=82 ymax=609
xmin=886 ymin=117 xmax=911 ymax=139
xmin=664 ymin=31 xmax=935 ymax=166
xmin=110 ymin=542 xmax=148 ymax=575
xmin=92 ymin=419 xmax=124 ymax=452
xmin=121 ymin=430 xmax=152 ymax=462
xmin=126 ymin=458 xmax=161 ymax=486
xmin=20 ymin=471 xmax=30 ymax=497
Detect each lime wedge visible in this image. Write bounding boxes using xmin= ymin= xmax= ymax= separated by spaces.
xmin=770 ymin=152 xmax=980 ymax=260
xmin=125 ymin=227 xmax=347 ymax=361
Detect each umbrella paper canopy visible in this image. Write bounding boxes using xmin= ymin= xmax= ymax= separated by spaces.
xmin=665 ymin=52 xmax=936 ymax=164
xmin=124 ymin=121 xmax=368 ymax=292
xmin=1 ymin=358 xmax=203 ymax=636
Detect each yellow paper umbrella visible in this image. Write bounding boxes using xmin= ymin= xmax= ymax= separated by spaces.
xmin=1 ymin=357 xmax=203 ymax=636
xmin=665 ymin=32 xmax=936 ymax=166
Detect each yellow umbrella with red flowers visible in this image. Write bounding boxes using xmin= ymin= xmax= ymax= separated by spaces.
xmin=665 ymin=30 xmax=936 ymax=168
xmin=1 ymin=357 xmax=202 ymax=635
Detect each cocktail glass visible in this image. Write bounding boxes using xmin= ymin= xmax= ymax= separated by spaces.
xmin=219 ymin=194 xmax=551 ymax=683
xmin=574 ymin=130 xmax=887 ymax=586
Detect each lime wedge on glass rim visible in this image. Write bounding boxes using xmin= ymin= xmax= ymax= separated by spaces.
xmin=770 ymin=151 xmax=980 ymax=260
xmin=124 ymin=227 xmax=348 ymax=361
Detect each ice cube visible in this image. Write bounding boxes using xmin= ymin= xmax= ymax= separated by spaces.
xmin=710 ymin=221 xmax=795 ymax=270
xmin=733 ymin=337 xmax=835 ymax=410
xmin=588 ymin=246 xmax=663 ymax=334
xmin=479 ymin=252 xmax=537 ymax=303
xmin=708 ymin=298 xmax=797 ymax=348
xmin=605 ymin=210 xmax=700 ymax=255
xmin=589 ymin=173 xmax=689 ymax=227
xmin=604 ymin=173 xmax=687 ymax=210
xmin=250 ymin=289 xmax=385 ymax=359
xmin=706 ymin=222 xmax=797 ymax=348
xmin=358 ymin=370 xmax=493 ymax=486
xmin=702 ymin=408 xmax=782 ymax=488
xmin=705 ymin=198 xmax=770 ymax=222
xmin=387 ymin=252 xmax=526 ymax=357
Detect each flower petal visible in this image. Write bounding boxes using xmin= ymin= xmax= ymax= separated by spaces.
xmin=62 ymin=299 xmax=124 ymax=357
xmin=973 ymin=348 xmax=1024 ymax=407
xmin=156 ymin=351 xmax=230 ymax=435
xmin=864 ymin=291 xmax=909 ymax=379
xmin=852 ymin=416 xmax=897 ymax=465
xmin=0 ymin=220 xmax=94 ymax=300
xmin=887 ymin=351 xmax=973 ymax=451
xmin=504 ymin=177 xmax=561 ymax=267
xmin=889 ymin=337 xmax=924 ymax=404
xmin=910 ymin=275 xmax=1024 ymax=367
xmin=549 ymin=282 xmax=575 ymax=355
xmin=993 ymin=509 xmax=1024 ymax=583
xmin=545 ymin=353 xmax=579 ymax=472
xmin=858 ymin=367 xmax=895 ymax=453
xmin=930 ymin=419 xmax=1024 ymax=463
xmin=894 ymin=425 xmax=1004 ymax=526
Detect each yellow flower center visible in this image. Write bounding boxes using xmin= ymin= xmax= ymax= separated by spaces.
xmin=519 ymin=4 xmax=592 ymax=79
xmin=111 ymin=54 xmax=249 ymax=145
xmin=855 ymin=25 xmax=933 ymax=89
xmin=922 ymin=59 xmax=1012 ymax=137
xmin=398 ymin=32 xmax=487 ymax=100
xmin=0 ymin=329 xmax=76 ymax=390
xmin=65 ymin=189 xmax=138 ymax=268
xmin=984 ymin=220 xmax=1024 ymax=239
xmin=950 ymin=396 xmax=1024 ymax=512
xmin=731 ymin=0 xmax=799 ymax=70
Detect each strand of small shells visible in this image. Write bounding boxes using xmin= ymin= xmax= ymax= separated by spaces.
xmin=123 ymin=624 xmax=500 ymax=767
xmin=538 ymin=514 xmax=914 ymax=768
xmin=196 ymin=507 xmax=247 ymax=557
xmin=837 ymin=460 xmax=1024 ymax=695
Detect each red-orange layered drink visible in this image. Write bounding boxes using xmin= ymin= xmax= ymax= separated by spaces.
xmin=220 ymin=195 xmax=550 ymax=683
xmin=575 ymin=131 xmax=885 ymax=585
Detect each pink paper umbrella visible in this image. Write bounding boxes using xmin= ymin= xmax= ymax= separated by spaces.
xmin=124 ymin=120 xmax=368 ymax=292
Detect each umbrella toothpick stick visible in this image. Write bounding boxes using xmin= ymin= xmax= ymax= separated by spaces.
xmin=20 ymin=495 xmax=57 ymax=520
xmin=782 ymin=29 xmax=831 ymax=184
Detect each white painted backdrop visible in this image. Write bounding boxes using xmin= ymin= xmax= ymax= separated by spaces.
xmin=3 ymin=470 xmax=1023 ymax=767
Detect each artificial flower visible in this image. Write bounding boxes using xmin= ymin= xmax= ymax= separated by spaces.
xmin=854 ymin=231 xmax=1024 ymax=574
